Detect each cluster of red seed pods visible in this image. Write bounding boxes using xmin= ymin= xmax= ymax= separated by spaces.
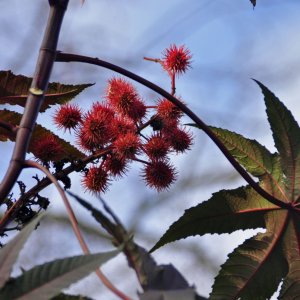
xmin=36 ymin=45 xmax=193 ymax=193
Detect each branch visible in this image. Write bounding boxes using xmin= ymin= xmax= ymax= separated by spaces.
xmin=55 ymin=52 xmax=288 ymax=209
xmin=23 ymin=160 xmax=131 ymax=300
xmin=0 ymin=0 xmax=69 ymax=203
xmin=0 ymin=148 xmax=111 ymax=231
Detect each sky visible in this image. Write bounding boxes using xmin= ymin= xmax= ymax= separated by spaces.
xmin=1 ymin=0 xmax=300 ymax=299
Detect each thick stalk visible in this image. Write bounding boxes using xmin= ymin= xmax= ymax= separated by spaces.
xmin=0 ymin=0 xmax=69 ymax=203
xmin=55 ymin=52 xmax=289 ymax=209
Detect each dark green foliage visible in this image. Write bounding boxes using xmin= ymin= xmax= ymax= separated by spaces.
xmin=153 ymin=81 xmax=300 ymax=299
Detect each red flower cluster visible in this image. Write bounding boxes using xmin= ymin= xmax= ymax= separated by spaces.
xmin=51 ymin=45 xmax=193 ymax=194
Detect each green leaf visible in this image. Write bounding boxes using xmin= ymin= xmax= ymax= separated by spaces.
xmin=151 ymin=186 xmax=276 ymax=252
xmin=0 ymin=70 xmax=93 ymax=112
xmin=259 ymin=154 xmax=286 ymax=200
xmin=255 ymin=80 xmax=300 ymax=201
xmin=0 ymin=250 xmax=119 ymax=300
xmin=156 ymin=82 xmax=300 ymax=298
xmin=0 ymin=109 xmax=85 ymax=159
xmin=279 ymin=215 xmax=300 ymax=298
xmin=210 ymin=230 xmax=287 ymax=300
xmin=210 ymin=207 xmax=289 ymax=299
xmin=208 ymin=126 xmax=274 ymax=177
xmin=0 ymin=214 xmax=44 ymax=289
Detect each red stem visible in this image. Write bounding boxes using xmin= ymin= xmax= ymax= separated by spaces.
xmin=143 ymin=57 xmax=163 ymax=63
xmin=171 ymin=72 xmax=176 ymax=95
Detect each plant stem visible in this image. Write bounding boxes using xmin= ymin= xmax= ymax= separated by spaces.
xmin=55 ymin=52 xmax=289 ymax=209
xmin=0 ymin=148 xmax=111 ymax=231
xmin=171 ymin=72 xmax=176 ymax=95
xmin=143 ymin=57 xmax=162 ymax=63
xmin=0 ymin=0 xmax=69 ymax=204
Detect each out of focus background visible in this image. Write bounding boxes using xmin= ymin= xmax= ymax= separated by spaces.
xmin=1 ymin=0 xmax=300 ymax=299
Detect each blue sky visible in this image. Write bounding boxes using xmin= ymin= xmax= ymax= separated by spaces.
xmin=1 ymin=0 xmax=300 ymax=299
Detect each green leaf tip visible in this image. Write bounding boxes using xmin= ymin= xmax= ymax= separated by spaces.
xmin=254 ymin=79 xmax=300 ymax=201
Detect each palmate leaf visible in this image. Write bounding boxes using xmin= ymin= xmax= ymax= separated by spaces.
xmin=210 ymin=210 xmax=289 ymax=299
xmin=0 ymin=250 xmax=119 ymax=300
xmin=255 ymin=80 xmax=300 ymax=201
xmin=151 ymin=186 xmax=276 ymax=252
xmin=279 ymin=214 xmax=300 ymax=299
xmin=0 ymin=70 xmax=93 ymax=112
xmin=153 ymin=81 xmax=300 ymax=298
xmin=0 ymin=109 xmax=85 ymax=159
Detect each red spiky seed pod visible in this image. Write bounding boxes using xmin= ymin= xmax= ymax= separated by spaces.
xmin=162 ymin=44 xmax=192 ymax=76
xmin=82 ymin=166 xmax=109 ymax=194
xmin=157 ymin=98 xmax=183 ymax=121
xmin=90 ymin=102 xmax=115 ymax=121
xmin=34 ymin=134 xmax=64 ymax=162
xmin=113 ymin=132 xmax=141 ymax=159
xmin=76 ymin=127 xmax=98 ymax=152
xmin=143 ymin=160 xmax=176 ymax=191
xmin=143 ymin=134 xmax=170 ymax=161
xmin=106 ymin=77 xmax=146 ymax=121
xmin=54 ymin=103 xmax=82 ymax=131
xmin=111 ymin=116 xmax=136 ymax=138
xmin=160 ymin=118 xmax=180 ymax=135
xmin=104 ymin=155 xmax=128 ymax=178
xmin=80 ymin=110 xmax=113 ymax=148
xmin=166 ymin=127 xmax=193 ymax=153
